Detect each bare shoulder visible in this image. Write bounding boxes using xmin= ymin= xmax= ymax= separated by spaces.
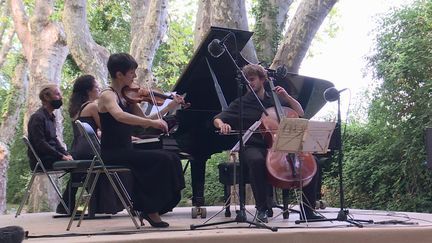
xmin=82 ymin=101 xmax=97 ymax=112
xmin=98 ymin=89 xmax=120 ymax=113
xmin=99 ymin=88 xmax=116 ymax=100
xmin=77 ymin=101 xmax=95 ymax=117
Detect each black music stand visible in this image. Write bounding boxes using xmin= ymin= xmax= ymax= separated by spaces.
xmin=294 ymin=88 xmax=373 ymax=227
xmin=190 ymin=32 xmax=276 ymax=232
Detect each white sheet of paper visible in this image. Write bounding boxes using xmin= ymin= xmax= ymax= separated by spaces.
xmin=274 ymin=118 xmax=308 ymax=152
xmin=274 ymin=118 xmax=336 ymax=153
xmin=302 ymin=120 xmax=336 ymax=153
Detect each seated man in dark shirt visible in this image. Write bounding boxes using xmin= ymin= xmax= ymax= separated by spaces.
xmin=28 ymin=84 xmax=73 ymax=168
xmin=27 ymin=84 xmax=74 ymax=214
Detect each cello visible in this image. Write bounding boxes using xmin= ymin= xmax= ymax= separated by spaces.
xmin=261 ymin=77 xmax=317 ymax=189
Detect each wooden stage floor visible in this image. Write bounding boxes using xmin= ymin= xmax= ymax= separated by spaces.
xmin=2 ymin=205 xmax=432 ymax=243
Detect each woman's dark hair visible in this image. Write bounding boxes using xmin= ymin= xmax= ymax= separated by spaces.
xmin=68 ymin=75 xmax=96 ymax=118
xmin=107 ymin=53 xmax=138 ymax=79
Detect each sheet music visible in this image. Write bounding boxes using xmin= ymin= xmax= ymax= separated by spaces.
xmin=274 ymin=118 xmax=335 ymax=153
xmin=274 ymin=118 xmax=308 ymax=152
xmin=132 ymin=137 xmax=160 ymax=144
xmin=302 ymin=120 xmax=336 ymax=153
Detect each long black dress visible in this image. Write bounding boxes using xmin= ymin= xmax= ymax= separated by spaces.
xmin=69 ymin=102 xmax=132 ymax=214
xmin=99 ymin=89 xmax=185 ymax=214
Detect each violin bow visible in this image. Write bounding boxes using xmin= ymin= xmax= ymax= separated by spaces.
xmin=145 ymin=81 xmax=163 ymax=120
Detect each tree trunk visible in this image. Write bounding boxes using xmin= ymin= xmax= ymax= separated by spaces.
xmin=0 ymin=0 xmax=14 ymax=68
xmin=194 ymin=0 xmax=258 ymax=63
xmin=0 ymin=61 xmax=28 ymax=214
xmin=0 ymin=28 xmax=15 ymax=68
xmin=11 ymin=0 xmax=69 ymax=212
xmin=0 ymin=0 xmax=10 ymax=41
xmin=0 ymin=142 xmax=8 ymax=214
xmin=63 ymin=0 xmax=110 ymax=85
xmin=253 ymin=0 xmax=293 ymax=64
xmin=271 ymin=0 xmax=338 ymax=72
xmin=0 ymin=61 xmax=28 ymax=150
xmin=130 ymin=0 xmax=168 ymax=85
xmin=130 ymin=0 xmax=150 ymax=56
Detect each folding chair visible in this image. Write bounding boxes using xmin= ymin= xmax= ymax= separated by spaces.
xmin=16 ymin=136 xmax=92 ymax=217
xmin=67 ymin=120 xmax=139 ymax=230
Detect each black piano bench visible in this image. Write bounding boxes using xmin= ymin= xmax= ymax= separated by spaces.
xmin=217 ymin=162 xmax=250 ymax=217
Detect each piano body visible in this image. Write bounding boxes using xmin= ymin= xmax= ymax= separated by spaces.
xmin=137 ymin=26 xmax=335 ymax=216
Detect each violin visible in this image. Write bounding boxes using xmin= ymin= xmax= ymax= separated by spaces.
xmin=121 ymin=85 xmax=174 ymax=106
xmin=261 ymin=78 xmax=317 ymax=189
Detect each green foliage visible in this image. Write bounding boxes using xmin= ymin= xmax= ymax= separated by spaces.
xmin=60 ymin=54 xmax=85 ymax=149
xmin=153 ymin=13 xmax=194 ymax=90
xmin=323 ymin=0 xmax=432 ymax=212
xmin=6 ymin=112 xmax=30 ymax=205
xmin=60 ymin=77 xmax=75 ymax=148
xmin=88 ymin=0 xmax=131 ymax=53
xmin=251 ymin=0 xmax=282 ymax=64
xmin=0 ymin=53 xmax=24 ymax=88
xmin=61 ymin=55 xmax=83 ymax=86
xmin=22 ymin=0 xmax=35 ymax=16
xmin=203 ymin=153 xmax=230 ymax=205
xmin=0 ymin=56 xmax=25 ymax=124
xmin=0 ymin=88 xmax=7 ymax=116
xmin=50 ymin=0 xmax=65 ymax=22
xmin=321 ymin=8 xmax=341 ymax=39
xmin=180 ymin=153 xmax=228 ymax=206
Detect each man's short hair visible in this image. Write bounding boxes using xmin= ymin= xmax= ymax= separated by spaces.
xmin=242 ymin=64 xmax=267 ymax=80
xmin=38 ymin=84 xmax=58 ymax=102
xmin=107 ymin=53 xmax=138 ymax=79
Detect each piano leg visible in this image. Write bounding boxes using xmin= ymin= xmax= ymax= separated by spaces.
xmin=190 ymin=157 xmax=209 ymax=218
xmin=315 ymin=155 xmax=330 ymax=209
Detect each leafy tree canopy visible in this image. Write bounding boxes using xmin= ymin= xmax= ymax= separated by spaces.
xmin=328 ymin=0 xmax=432 ymax=212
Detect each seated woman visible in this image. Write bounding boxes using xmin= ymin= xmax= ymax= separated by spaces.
xmin=67 ymin=74 xmax=130 ymax=215
xmin=98 ymin=53 xmax=185 ymax=228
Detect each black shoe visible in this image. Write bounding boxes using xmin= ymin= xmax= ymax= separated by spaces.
xmin=266 ymin=208 xmax=273 ymax=218
xmin=256 ymin=210 xmax=268 ymax=223
xmin=139 ymin=213 xmax=169 ymax=228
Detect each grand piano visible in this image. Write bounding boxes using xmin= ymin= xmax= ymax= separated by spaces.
xmin=158 ymin=26 xmax=334 ymax=216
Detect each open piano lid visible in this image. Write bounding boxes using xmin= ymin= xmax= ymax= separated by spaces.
xmin=172 ymin=26 xmax=252 ymax=112
xmin=172 ymin=26 xmax=334 ymax=119
xmin=274 ymin=72 xmax=334 ymax=119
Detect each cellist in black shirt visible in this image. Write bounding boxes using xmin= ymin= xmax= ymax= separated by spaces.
xmin=214 ymin=64 xmax=322 ymax=222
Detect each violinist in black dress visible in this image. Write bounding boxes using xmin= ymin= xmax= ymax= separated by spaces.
xmin=98 ymin=53 xmax=185 ymax=227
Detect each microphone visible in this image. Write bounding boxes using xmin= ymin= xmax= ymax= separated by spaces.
xmin=207 ymin=32 xmax=232 ymax=58
xmin=323 ymin=87 xmax=348 ymax=102
xmin=266 ymin=65 xmax=288 ymax=79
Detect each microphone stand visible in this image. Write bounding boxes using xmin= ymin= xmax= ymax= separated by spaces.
xmin=294 ymin=93 xmax=373 ymax=227
xmin=190 ymin=40 xmax=276 ymax=232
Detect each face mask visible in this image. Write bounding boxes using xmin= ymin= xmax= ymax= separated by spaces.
xmin=50 ymin=99 xmax=63 ymax=109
